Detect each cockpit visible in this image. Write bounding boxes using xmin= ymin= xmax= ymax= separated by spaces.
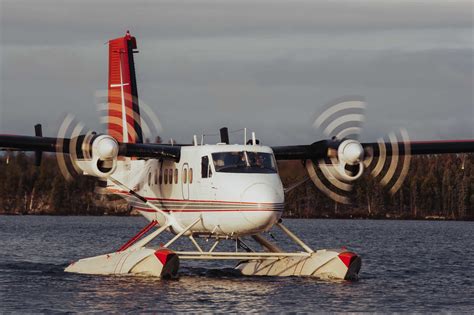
xmin=211 ymin=151 xmax=277 ymax=174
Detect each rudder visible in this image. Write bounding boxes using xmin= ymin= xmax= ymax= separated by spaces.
xmin=108 ymin=31 xmax=143 ymax=143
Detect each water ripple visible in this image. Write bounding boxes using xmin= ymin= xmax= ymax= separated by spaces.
xmin=0 ymin=217 xmax=472 ymax=312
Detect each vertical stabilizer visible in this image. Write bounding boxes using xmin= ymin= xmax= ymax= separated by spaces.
xmin=108 ymin=31 xmax=143 ymax=143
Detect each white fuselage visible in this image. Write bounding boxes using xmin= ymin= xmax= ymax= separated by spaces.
xmin=107 ymin=144 xmax=285 ymax=236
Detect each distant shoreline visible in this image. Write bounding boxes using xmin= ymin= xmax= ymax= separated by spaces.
xmin=1 ymin=212 xmax=472 ymax=221
xmin=2 ymin=154 xmax=473 ymax=220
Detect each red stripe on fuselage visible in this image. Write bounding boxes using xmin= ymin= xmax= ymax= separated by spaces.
xmin=133 ymin=207 xmax=283 ymax=213
xmin=108 ymin=189 xmax=282 ymax=205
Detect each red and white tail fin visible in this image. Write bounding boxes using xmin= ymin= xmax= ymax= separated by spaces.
xmin=108 ymin=31 xmax=143 ymax=143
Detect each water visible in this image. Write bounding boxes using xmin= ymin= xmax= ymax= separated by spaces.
xmin=0 ymin=216 xmax=472 ymax=312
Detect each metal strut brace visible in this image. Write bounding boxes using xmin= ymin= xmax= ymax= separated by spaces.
xmin=176 ymin=251 xmax=310 ymax=260
xmin=276 ymin=222 xmax=314 ymax=253
xmin=108 ymin=176 xmax=168 ymax=219
xmin=127 ymin=223 xmax=170 ymax=252
xmin=237 ymin=238 xmax=254 ymax=253
xmin=189 ymin=235 xmax=203 ymax=253
xmin=251 ymin=234 xmax=283 ymax=253
xmin=164 ymin=217 xmax=202 ymax=248
xmin=208 ymin=239 xmax=220 ymax=253
xmin=117 ymin=220 xmax=158 ymax=252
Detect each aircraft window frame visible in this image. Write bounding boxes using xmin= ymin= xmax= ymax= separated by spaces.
xmin=154 ymin=170 xmax=158 ymax=185
xmin=175 ymin=169 xmax=178 ymax=184
xmin=169 ymin=168 xmax=173 ymax=184
xmin=183 ymin=168 xmax=187 ymax=184
xmin=201 ymin=156 xmax=212 ymax=178
xmin=164 ymin=169 xmax=168 ymax=185
xmin=189 ymin=168 xmax=193 ymax=184
xmin=148 ymin=172 xmax=152 ymax=186
xmin=211 ymin=151 xmax=277 ymax=174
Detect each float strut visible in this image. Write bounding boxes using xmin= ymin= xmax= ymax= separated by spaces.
xmin=127 ymin=223 xmax=170 ymax=252
xmin=117 ymin=220 xmax=158 ymax=252
xmin=164 ymin=217 xmax=201 ymax=248
xmin=276 ymin=221 xmax=314 ymax=253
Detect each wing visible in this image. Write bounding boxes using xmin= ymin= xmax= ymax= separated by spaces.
xmin=272 ymin=139 xmax=474 ymax=160
xmin=0 ymin=134 xmax=181 ymax=161
xmin=273 ymin=138 xmax=474 ymax=204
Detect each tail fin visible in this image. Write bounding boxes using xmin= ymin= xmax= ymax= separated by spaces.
xmin=107 ymin=31 xmax=143 ymax=143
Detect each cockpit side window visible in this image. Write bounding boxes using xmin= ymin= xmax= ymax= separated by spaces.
xmin=201 ymin=156 xmax=212 ymax=178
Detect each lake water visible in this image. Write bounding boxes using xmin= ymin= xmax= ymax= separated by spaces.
xmin=0 ymin=216 xmax=472 ymax=312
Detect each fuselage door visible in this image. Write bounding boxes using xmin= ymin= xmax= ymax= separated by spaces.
xmin=182 ymin=163 xmax=190 ymax=200
xmin=198 ymin=155 xmax=215 ymax=200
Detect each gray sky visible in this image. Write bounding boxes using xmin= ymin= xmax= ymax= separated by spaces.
xmin=1 ymin=0 xmax=473 ymax=145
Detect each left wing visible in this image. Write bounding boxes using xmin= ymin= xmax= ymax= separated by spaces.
xmin=0 ymin=134 xmax=181 ymax=161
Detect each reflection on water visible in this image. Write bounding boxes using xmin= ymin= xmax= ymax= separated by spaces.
xmin=69 ymin=269 xmax=282 ymax=312
xmin=0 ymin=216 xmax=472 ymax=312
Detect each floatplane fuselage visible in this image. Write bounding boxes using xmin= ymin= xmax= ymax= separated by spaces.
xmin=110 ymin=144 xmax=284 ymax=236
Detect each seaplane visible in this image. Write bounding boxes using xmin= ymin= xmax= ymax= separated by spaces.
xmin=1 ymin=31 xmax=473 ymax=280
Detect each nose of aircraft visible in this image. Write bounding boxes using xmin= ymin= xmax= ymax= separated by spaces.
xmin=241 ymin=183 xmax=283 ymax=203
xmin=240 ymin=183 xmax=284 ymax=231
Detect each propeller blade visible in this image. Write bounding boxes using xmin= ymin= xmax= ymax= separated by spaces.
xmin=55 ymin=114 xmax=95 ymax=181
xmin=364 ymin=129 xmax=411 ymax=195
xmin=34 ymin=124 xmax=43 ymax=166
xmin=95 ymin=90 xmax=163 ymax=144
xmin=312 ymin=96 xmax=366 ymax=140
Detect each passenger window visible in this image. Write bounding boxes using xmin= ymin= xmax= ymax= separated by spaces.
xmin=159 ymin=169 xmax=163 ymax=184
xmin=183 ymin=169 xmax=187 ymax=184
xmin=148 ymin=172 xmax=151 ymax=186
xmin=169 ymin=169 xmax=173 ymax=184
xmin=155 ymin=170 xmax=158 ymax=185
xmin=164 ymin=169 xmax=168 ymax=184
xmin=189 ymin=168 xmax=193 ymax=184
xmin=175 ymin=169 xmax=178 ymax=184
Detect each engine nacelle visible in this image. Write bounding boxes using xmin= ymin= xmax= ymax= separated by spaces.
xmin=74 ymin=135 xmax=119 ymax=178
xmin=329 ymin=161 xmax=364 ymax=182
xmin=332 ymin=139 xmax=365 ymax=181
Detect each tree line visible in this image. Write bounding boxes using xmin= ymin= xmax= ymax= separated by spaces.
xmin=0 ymin=152 xmax=473 ymax=219
xmin=280 ymin=154 xmax=474 ymax=220
xmin=0 ymin=153 xmax=126 ymax=215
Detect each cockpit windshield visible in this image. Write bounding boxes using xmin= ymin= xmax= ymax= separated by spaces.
xmin=211 ymin=151 xmax=277 ymax=174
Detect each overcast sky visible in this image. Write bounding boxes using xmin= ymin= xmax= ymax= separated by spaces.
xmin=1 ymin=0 xmax=472 ymax=145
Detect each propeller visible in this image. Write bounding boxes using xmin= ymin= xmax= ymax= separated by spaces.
xmin=54 ymin=90 xmax=165 ymax=182
xmin=94 ymin=91 xmax=171 ymax=217
xmin=306 ymin=97 xmax=412 ymax=204
xmin=55 ymin=114 xmax=119 ymax=181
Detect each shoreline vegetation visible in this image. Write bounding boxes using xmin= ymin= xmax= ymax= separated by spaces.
xmin=0 ymin=153 xmax=473 ymax=220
